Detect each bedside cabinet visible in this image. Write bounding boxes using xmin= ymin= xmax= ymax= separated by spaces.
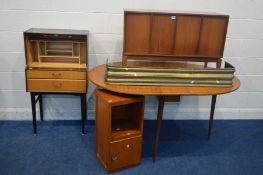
xmin=24 ymin=28 xmax=88 ymax=134
xmin=95 ymin=89 xmax=144 ymax=172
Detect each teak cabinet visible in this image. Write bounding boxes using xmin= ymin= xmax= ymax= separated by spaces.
xmin=24 ymin=28 xmax=89 ymax=134
xmin=96 ymin=89 xmax=144 ymax=172
xmin=123 ymin=10 xmax=229 ymax=66
xmin=24 ymin=28 xmax=88 ymax=93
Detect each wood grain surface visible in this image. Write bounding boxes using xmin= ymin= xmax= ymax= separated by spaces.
xmin=89 ymin=62 xmax=240 ymax=96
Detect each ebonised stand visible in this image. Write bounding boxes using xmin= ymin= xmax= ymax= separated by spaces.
xmin=30 ymin=92 xmax=87 ymax=135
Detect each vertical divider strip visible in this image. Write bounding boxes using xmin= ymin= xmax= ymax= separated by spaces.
xmin=196 ymin=17 xmax=204 ymax=55
xmin=172 ymin=15 xmax=178 ymax=55
xmin=148 ymin=14 xmax=154 ymax=54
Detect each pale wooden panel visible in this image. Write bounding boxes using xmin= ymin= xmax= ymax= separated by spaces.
xmin=28 ymin=62 xmax=86 ymax=69
xmin=27 ymin=79 xmax=86 ymax=92
xmin=26 ymin=70 xmax=86 ymax=80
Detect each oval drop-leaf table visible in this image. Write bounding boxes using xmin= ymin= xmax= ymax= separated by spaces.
xmin=89 ymin=62 xmax=240 ymax=161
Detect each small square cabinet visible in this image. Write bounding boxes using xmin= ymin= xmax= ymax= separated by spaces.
xmin=96 ymin=89 xmax=144 ymax=172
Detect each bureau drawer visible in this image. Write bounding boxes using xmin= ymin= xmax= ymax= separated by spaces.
xmin=26 ymin=70 xmax=86 ymax=80
xmin=108 ymin=136 xmax=142 ymax=171
xmin=27 ymin=79 xmax=86 ymax=92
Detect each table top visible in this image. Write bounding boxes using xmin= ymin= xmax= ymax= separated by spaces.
xmin=88 ymin=63 xmax=240 ymax=96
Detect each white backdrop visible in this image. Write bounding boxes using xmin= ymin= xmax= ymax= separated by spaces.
xmin=0 ymin=0 xmax=262 ymax=120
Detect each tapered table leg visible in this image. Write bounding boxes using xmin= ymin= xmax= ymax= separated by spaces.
xmin=208 ymin=95 xmax=217 ymax=140
xmin=30 ymin=93 xmax=37 ymax=134
xmin=39 ymin=94 xmax=44 ymax=121
xmin=153 ymin=96 xmax=165 ymax=161
xmin=81 ymin=94 xmax=87 ymax=135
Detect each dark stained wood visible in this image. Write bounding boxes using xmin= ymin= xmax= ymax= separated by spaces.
xmin=174 ymin=16 xmax=201 ymax=55
xmin=150 ymin=14 xmax=176 ymax=54
xmin=89 ymin=63 xmax=240 ymax=96
xmin=208 ymin=95 xmax=217 ymax=139
xmin=96 ymin=91 xmax=110 ymax=167
xmin=96 ymin=89 xmax=144 ymax=172
xmin=24 ymin=28 xmax=89 ymax=36
xmin=153 ymin=96 xmax=165 ymax=161
xmin=123 ymin=10 xmax=229 ymax=64
xmin=109 ymin=136 xmax=142 ymax=171
xmin=164 ymin=95 xmax=180 ymax=102
xmin=198 ymin=17 xmax=228 ymax=57
xmin=124 ymin=9 xmax=229 ymax=17
xmin=124 ymin=13 xmax=151 ymax=54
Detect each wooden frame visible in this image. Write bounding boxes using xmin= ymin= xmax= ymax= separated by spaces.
xmin=24 ymin=28 xmax=89 ymax=134
xmin=24 ymin=28 xmax=88 ymax=69
xmin=123 ymin=10 xmax=229 ymax=67
xmin=96 ymin=89 xmax=144 ymax=172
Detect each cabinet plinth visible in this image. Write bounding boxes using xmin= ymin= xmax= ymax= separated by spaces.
xmin=96 ymin=89 xmax=144 ymax=172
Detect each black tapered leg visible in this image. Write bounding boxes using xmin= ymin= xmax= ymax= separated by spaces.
xmin=30 ymin=93 xmax=37 ymax=134
xmin=39 ymin=94 xmax=44 ymax=121
xmin=81 ymin=94 xmax=87 ymax=135
xmin=208 ymin=95 xmax=217 ymax=140
xmin=153 ymin=96 xmax=165 ymax=161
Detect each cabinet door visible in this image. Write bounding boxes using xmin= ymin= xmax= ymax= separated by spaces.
xmin=150 ymin=14 xmax=176 ymax=55
xmin=108 ymin=136 xmax=142 ymax=171
xmin=174 ymin=16 xmax=202 ymax=55
xmin=124 ymin=13 xmax=151 ymax=54
xmin=198 ymin=17 xmax=228 ymax=57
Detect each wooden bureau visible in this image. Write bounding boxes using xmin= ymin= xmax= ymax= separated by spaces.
xmin=24 ymin=28 xmax=89 ymax=134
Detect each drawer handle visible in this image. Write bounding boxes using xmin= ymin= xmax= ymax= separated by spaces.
xmin=52 ymin=73 xmax=61 ymax=78
xmin=111 ymin=155 xmax=117 ymax=161
xmin=52 ymin=82 xmax=62 ymax=88
xmin=126 ymin=144 xmax=130 ymax=148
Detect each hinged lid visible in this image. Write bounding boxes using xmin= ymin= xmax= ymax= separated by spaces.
xmin=123 ymin=10 xmax=229 ymax=62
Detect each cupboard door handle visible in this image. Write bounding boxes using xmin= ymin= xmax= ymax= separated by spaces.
xmin=52 ymin=73 xmax=61 ymax=78
xmin=171 ymin=16 xmax=176 ymax=20
xmin=111 ymin=155 xmax=117 ymax=161
xmin=126 ymin=144 xmax=130 ymax=148
xmin=52 ymin=82 xmax=62 ymax=88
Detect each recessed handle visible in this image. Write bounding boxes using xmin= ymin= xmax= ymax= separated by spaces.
xmin=111 ymin=155 xmax=117 ymax=161
xmin=52 ymin=82 xmax=62 ymax=88
xmin=52 ymin=72 xmax=61 ymax=78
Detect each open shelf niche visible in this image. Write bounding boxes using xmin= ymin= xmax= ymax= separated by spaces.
xmin=24 ymin=32 xmax=88 ymax=69
xmin=111 ymin=102 xmax=144 ymax=140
